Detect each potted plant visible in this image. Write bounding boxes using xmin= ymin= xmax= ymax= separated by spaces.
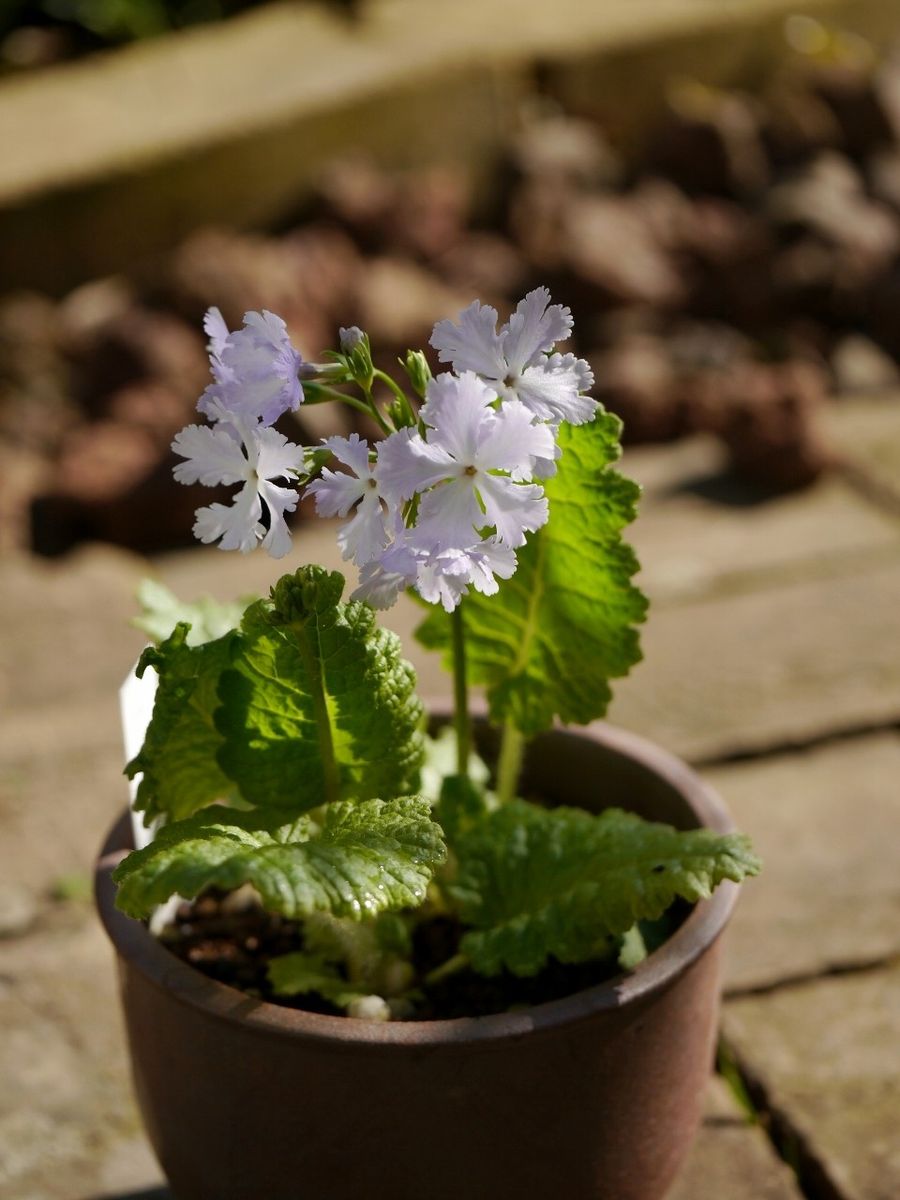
xmin=95 ymin=291 xmax=759 ymax=1200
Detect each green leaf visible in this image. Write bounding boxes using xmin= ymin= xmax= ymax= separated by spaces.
xmin=267 ymin=951 xmax=369 ymax=1008
xmin=452 ymin=801 xmax=760 ymax=977
xmin=217 ymin=567 xmax=425 ymax=812
xmin=112 ymin=796 xmax=446 ymax=921
xmin=125 ymin=624 xmax=238 ymax=822
xmin=415 ymin=414 xmax=647 ymax=735
xmin=303 ymin=910 xmax=412 ymax=978
xmin=134 ymin=579 xmax=252 ymax=647
xmin=276 ymin=911 xmax=415 ymax=1005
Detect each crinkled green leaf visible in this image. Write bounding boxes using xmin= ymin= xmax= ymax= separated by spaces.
xmin=267 ymin=951 xmax=369 ymax=1008
xmin=112 ymin=796 xmax=446 ymax=920
xmin=217 ymin=567 xmax=425 ymax=812
xmin=415 ymin=414 xmax=647 ymax=735
xmin=125 ymin=624 xmax=238 ymax=822
xmin=134 ymin=579 xmax=253 ymax=647
xmin=452 ymin=801 xmax=760 ymax=977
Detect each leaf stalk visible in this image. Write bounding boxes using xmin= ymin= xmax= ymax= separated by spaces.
xmin=495 ymin=721 xmax=524 ymax=805
xmin=451 ymin=604 xmax=471 ymax=781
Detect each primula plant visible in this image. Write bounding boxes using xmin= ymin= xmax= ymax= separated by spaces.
xmin=113 ymin=290 xmax=760 ymax=1019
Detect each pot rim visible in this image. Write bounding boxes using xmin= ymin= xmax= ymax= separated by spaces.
xmin=95 ymin=720 xmax=739 ymax=1051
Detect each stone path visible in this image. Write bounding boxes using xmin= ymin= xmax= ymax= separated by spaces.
xmin=0 ymin=396 xmax=897 ymax=1198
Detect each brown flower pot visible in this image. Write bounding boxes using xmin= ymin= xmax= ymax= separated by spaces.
xmin=95 ymin=722 xmax=740 ymax=1200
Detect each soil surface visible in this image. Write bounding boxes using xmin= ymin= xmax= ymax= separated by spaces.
xmin=157 ymin=891 xmax=684 ymax=1020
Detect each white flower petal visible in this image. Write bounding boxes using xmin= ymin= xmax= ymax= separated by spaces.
xmin=204 ymin=307 xmax=232 ymax=383
xmin=259 ymin=481 xmax=299 ymax=559
xmin=172 ymin=424 xmax=249 ymax=487
xmin=415 ymin=558 xmax=470 ymax=613
xmin=193 ymin=483 xmax=262 ymax=554
xmin=477 ymin=474 xmax=548 ymax=547
xmin=501 ymin=287 xmax=573 ymax=373
xmin=306 ymin=468 xmax=367 ymax=518
xmin=323 ymin=432 xmax=372 ymax=481
xmin=214 ymin=309 xmax=304 ymax=426
xmin=336 ymin=489 xmax=389 ymax=566
xmin=420 ymin=372 xmax=497 ymax=466
xmin=253 ymin=426 xmax=304 ymax=481
xmin=415 ymin=478 xmax=485 ymax=551
xmin=352 ymin=545 xmax=417 ymax=610
xmin=430 ymin=301 xmax=506 ymax=379
xmin=477 ymin=400 xmax=557 ymax=481
xmin=412 ymin=539 xmax=517 ymax=612
xmin=469 ymin=539 xmax=517 ymax=595
xmin=513 ymin=354 xmax=597 ymax=425
xmin=533 ymin=437 xmax=563 ymax=479
xmin=375 ymin=428 xmax=453 ymax=506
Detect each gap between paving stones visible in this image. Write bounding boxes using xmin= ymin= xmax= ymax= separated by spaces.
xmin=720 ymin=1053 xmax=840 ymax=1200
xmin=719 ymin=1029 xmax=855 ymax=1200
xmin=692 ymin=714 xmax=900 ymax=770
xmin=719 ymin=956 xmax=900 ymax=1200
xmin=712 ymin=724 xmax=900 ymax=1199
xmin=725 ymin=954 xmax=900 ymax=1002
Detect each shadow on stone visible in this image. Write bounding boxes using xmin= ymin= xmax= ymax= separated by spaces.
xmin=670 ymin=469 xmax=789 ymax=508
xmin=87 ymin=1190 xmax=173 ymax=1200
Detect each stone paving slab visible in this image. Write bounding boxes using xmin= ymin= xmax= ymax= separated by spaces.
xmin=609 ymin=556 xmax=900 ymax=763
xmin=668 ymin=1077 xmax=802 ymax=1200
xmin=724 ymin=963 xmax=900 ymax=1200
xmin=706 ymin=732 xmax=900 ymax=993
xmin=0 ymin=546 xmax=147 ymax=713
xmin=0 ymin=909 xmax=164 ymax=1200
xmin=622 ymin=436 xmax=900 ymax=605
xmin=0 ymin=548 xmax=148 ymax=915
xmin=826 ymin=395 xmax=900 ymax=513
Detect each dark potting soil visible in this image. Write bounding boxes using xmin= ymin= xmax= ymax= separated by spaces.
xmin=158 ymin=891 xmax=689 ymax=1020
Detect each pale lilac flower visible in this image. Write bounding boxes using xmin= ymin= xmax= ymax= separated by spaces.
xmin=172 ymin=419 xmax=303 ymax=558
xmin=352 ymin=531 xmax=517 ymax=614
xmin=375 ymin=372 xmax=553 ymax=551
xmin=352 ymin=538 xmax=418 ymax=611
xmin=305 ymin=434 xmax=390 ymax=566
xmin=414 ymin=539 xmax=517 ymax=612
xmin=198 ymin=308 xmax=304 ymax=427
xmin=430 ymin=287 xmax=597 ymax=428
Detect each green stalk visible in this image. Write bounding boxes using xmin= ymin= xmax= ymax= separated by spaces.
xmin=423 ymin=952 xmax=469 ymax=988
xmin=495 ymin=721 xmax=524 ymax=805
xmin=451 ymin=604 xmax=471 ymax=781
xmin=373 ymin=368 xmax=417 ymax=426
xmin=360 ymin=382 xmax=393 ymax=435
xmin=302 ymin=383 xmax=373 ymax=416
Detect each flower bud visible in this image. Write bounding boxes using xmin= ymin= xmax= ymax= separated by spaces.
xmin=338 ymin=328 xmax=374 ymax=390
xmin=402 ymin=349 xmax=432 ymax=399
xmin=339 ymin=326 xmax=365 ymax=352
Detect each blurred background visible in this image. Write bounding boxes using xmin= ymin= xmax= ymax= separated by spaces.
xmin=0 ymin=2 xmax=898 ymax=1198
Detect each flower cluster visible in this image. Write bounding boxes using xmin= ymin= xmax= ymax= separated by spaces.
xmin=172 ymin=289 xmax=596 ymax=610
xmin=172 ymin=309 xmax=306 ymax=557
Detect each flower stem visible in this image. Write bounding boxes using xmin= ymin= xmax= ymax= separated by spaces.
xmin=302 ymin=382 xmax=373 ymax=416
xmin=374 ymin=369 xmax=417 ymax=425
xmin=423 ymin=952 xmax=469 ymax=988
xmin=451 ymin=604 xmax=471 ymax=781
xmin=495 ymin=721 xmax=524 ymax=805
xmin=360 ymin=382 xmax=393 ymax=435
